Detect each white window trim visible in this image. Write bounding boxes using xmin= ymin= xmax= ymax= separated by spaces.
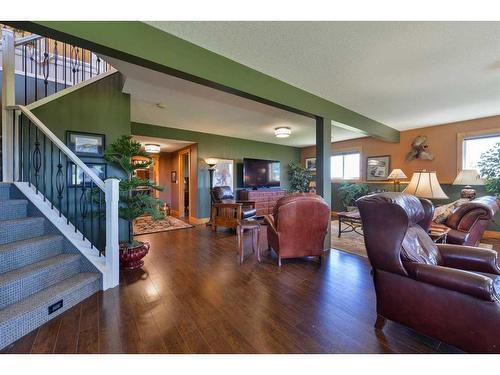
xmin=456 ymin=128 xmax=500 ymax=176
xmin=331 ymin=146 xmax=362 ymax=182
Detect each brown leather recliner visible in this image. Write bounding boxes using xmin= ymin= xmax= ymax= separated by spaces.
xmin=444 ymin=196 xmax=499 ymax=246
xmin=264 ymin=193 xmax=330 ymax=266
xmin=357 ymin=192 xmax=500 ymax=353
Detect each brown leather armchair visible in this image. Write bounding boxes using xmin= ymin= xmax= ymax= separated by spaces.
xmin=357 ymin=192 xmax=500 ymax=353
xmin=444 ymin=196 xmax=499 ymax=246
xmin=264 ymin=193 xmax=330 ymax=266
xmin=211 ymin=186 xmax=256 ymax=231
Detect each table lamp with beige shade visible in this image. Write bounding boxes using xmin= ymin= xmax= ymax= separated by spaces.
xmin=403 ymin=170 xmax=449 ymax=199
xmin=387 ymin=169 xmax=407 ymax=192
xmin=452 ymin=169 xmax=485 ymax=199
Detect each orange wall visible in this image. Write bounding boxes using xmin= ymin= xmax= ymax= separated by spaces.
xmin=301 ymin=115 xmax=500 ymax=184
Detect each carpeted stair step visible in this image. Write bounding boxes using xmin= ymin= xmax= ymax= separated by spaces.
xmin=0 ymin=272 xmax=100 ymax=350
xmin=0 ymin=217 xmax=46 ymax=245
xmin=0 ymin=234 xmax=64 ymax=274
xmin=0 ymin=253 xmax=81 ymax=310
xmin=0 ymin=199 xmax=28 ymax=221
xmin=0 ymin=183 xmax=11 ymax=200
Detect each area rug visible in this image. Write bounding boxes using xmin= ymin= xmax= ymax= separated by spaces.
xmin=331 ymin=220 xmax=367 ymax=257
xmin=133 ymin=215 xmax=193 ymax=235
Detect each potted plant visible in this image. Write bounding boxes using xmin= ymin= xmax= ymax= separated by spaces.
xmin=104 ymin=135 xmax=164 ymax=270
xmin=478 ymin=142 xmax=500 ymax=197
xmin=288 ymin=161 xmax=313 ymax=193
xmin=338 ymin=182 xmax=369 ymax=211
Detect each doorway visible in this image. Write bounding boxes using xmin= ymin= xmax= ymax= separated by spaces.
xmin=178 ymin=149 xmax=191 ymax=219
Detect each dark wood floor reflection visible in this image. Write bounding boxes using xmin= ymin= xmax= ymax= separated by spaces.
xmin=2 ymin=225 xmax=470 ymax=354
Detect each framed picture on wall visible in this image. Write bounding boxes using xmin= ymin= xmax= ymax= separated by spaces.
xmin=68 ymin=162 xmax=107 ymax=187
xmin=366 ymin=155 xmax=391 ymax=181
xmin=212 ymin=159 xmax=234 ymax=190
xmin=171 ymin=171 xmax=177 ymax=183
xmin=305 ymin=157 xmax=316 ymax=171
xmin=66 ymin=131 xmax=105 ymax=158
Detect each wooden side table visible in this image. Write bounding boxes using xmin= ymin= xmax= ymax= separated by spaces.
xmin=429 ymin=223 xmax=450 ymax=243
xmin=236 ymin=219 xmax=261 ymax=264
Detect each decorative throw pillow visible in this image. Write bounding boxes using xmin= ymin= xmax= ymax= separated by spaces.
xmin=432 ymin=198 xmax=470 ymax=224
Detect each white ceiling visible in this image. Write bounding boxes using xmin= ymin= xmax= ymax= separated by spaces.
xmin=146 ymin=21 xmax=500 ymax=130
xmin=133 ymin=135 xmax=193 ymax=153
xmin=107 ymin=56 xmax=362 ymax=147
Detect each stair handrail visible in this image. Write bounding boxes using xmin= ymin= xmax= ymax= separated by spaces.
xmin=7 ymin=104 xmax=105 ymax=191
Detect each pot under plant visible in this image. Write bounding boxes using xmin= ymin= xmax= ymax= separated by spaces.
xmin=119 ymin=240 xmax=150 ymax=270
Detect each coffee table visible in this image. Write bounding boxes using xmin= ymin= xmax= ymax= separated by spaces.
xmin=337 ymin=210 xmax=363 ymax=237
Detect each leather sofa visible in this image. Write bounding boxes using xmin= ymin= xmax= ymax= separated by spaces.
xmin=210 ymin=186 xmax=256 ymax=231
xmin=444 ymin=196 xmax=499 ymax=246
xmin=264 ymin=193 xmax=330 ymax=266
xmin=357 ymin=192 xmax=500 ymax=353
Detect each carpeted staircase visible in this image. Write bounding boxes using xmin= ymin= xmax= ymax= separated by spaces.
xmin=0 ymin=183 xmax=101 ymax=349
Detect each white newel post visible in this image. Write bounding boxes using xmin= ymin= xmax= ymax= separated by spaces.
xmin=1 ymin=28 xmax=15 ymax=182
xmin=105 ymin=178 xmax=120 ymax=289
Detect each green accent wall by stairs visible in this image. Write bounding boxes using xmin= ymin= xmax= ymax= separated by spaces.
xmin=131 ymin=122 xmax=301 ymax=218
xmin=30 ymin=72 xmax=131 ymax=240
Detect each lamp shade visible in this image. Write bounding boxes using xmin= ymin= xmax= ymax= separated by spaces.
xmin=403 ymin=170 xmax=449 ymax=199
xmin=205 ymin=158 xmax=218 ymax=166
xmin=387 ymin=169 xmax=407 ymax=180
xmin=452 ymin=169 xmax=485 ymax=186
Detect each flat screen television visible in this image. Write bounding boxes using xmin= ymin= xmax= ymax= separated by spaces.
xmin=243 ymin=158 xmax=281 ymax=189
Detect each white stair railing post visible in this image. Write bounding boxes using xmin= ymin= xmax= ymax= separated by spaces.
xmin=1 ymin=28 xmax=15 ymax=182
xmin=105 ymin=178 xmax=120 ymax=289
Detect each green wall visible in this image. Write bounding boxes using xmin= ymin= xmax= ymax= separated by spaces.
xmin=131 ymin=122 xmax=301 ymax=218
xmin=31 ymin=72 xmax=131 ymax=146
xmin=31 ymin=72 xmax=131 ymax=240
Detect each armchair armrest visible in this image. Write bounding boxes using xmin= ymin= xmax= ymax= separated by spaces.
xmin=236 ymin=200 xmax=256 ymax=209
xmin=404 ymin=262 xmax=498 ymax=302
xmin=437 ymin=243 xmax=500 ymax=275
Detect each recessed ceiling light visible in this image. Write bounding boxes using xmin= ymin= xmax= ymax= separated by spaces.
xmin=145 ymin=144 xmax=161 ymax=153
xmin=274 ymin=127 xmax=291 ymax=138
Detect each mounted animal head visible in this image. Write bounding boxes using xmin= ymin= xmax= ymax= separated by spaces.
xmin=406 ymin=135 xmax=434 ymax=161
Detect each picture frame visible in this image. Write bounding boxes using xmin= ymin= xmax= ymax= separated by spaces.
xmin=212 ymin=159 xmax=234 ymax=190
xmin=305 ymin=157 xmax=316 ymax=171
xmin=68 ymin=162 xmax=107 ymax=187
xmin=366 ymin=155 xmax=391 ymax=181
xmin=171 ymin=171 xmax=177 ymax=183
xmin=66 ymin=131 xmax=105 ymax=158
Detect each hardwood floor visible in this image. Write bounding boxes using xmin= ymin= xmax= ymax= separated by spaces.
xmin=1 ymin=225 xmax=467 ymax=354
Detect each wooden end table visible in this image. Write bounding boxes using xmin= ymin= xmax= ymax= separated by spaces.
xmin=236 ymin=219 xmax=261 ymax=264
xmin=429 ymin=223 xmax=450 ymax=243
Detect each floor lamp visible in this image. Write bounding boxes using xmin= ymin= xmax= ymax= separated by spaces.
xmin=205 ymin=158 xmax=218 ymax=226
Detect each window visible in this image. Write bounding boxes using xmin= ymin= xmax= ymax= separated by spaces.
xmin=331 ymin=152 xmax=360 ymax=180
xmin=463 ymin=134 xmax=500 ymax=173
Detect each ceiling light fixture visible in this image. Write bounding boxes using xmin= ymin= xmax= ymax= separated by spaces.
xmin=274 ymin=127 xmax=291 ymax=138
xmin=144 ymin=144 xmax=161 ymax=153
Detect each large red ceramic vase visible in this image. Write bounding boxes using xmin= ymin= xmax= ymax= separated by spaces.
xmin=119 ymin=241 xmax=150 ymax=270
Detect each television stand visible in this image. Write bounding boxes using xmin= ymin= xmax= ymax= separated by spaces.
xmin=240 ymin=189 xmax=286 ymax=216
